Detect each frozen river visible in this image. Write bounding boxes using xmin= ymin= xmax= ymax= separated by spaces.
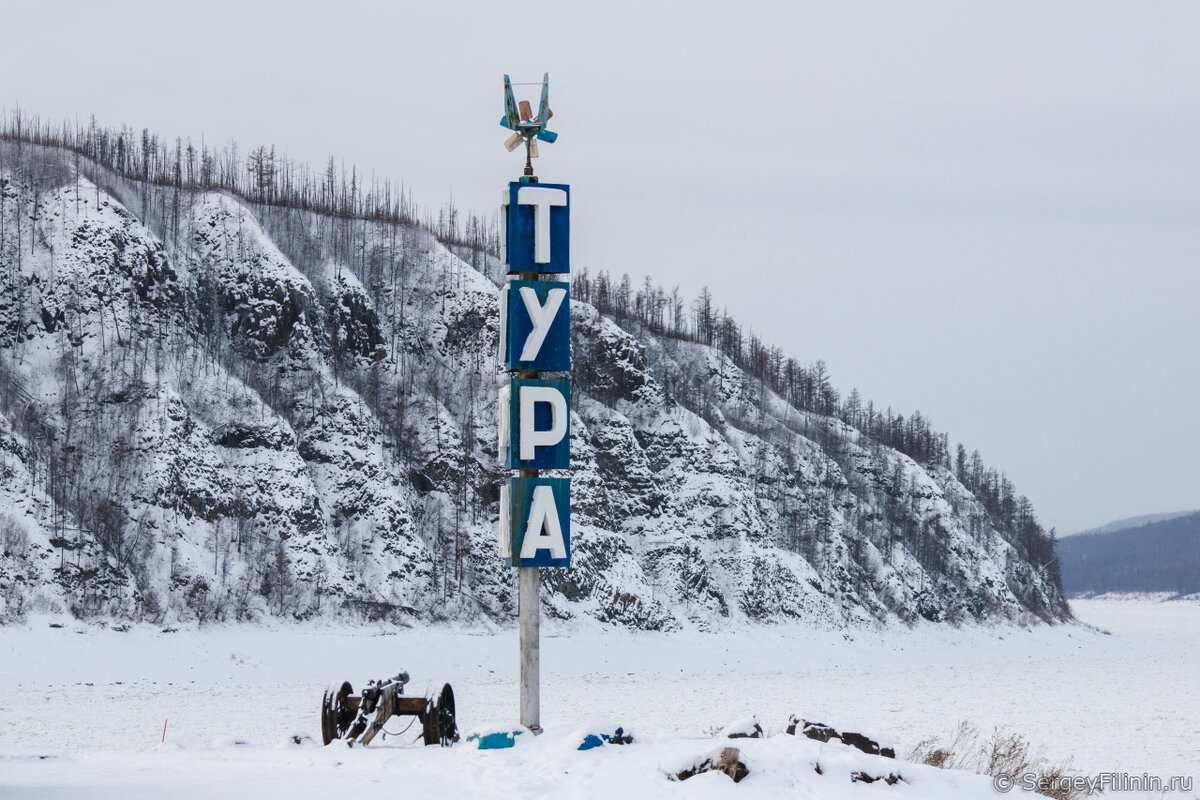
xmin=0 ymin=597 xmax=1195 ymax=797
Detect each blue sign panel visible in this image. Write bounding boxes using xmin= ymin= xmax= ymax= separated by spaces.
xmin=499 ymin=377 xmax=570 ymax=470
xmin=500 ymin=280 xmax=570 ymax=372
xmin=500 ymin=476 xmax=570 ymax=567
xmin=502 ymin=181 xmax=569 ymax=274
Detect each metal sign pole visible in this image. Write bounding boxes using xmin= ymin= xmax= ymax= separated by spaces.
xmin=518 ymin=331 xmax=540 ymax=734
xmin=518 ymin=561 xmax=540 ymax=732
xmin=497 ymin=72 xmax=568 ymax=739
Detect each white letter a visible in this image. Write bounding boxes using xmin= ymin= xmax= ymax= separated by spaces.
xmin=520 ymin=485 xmax=567 ymax=560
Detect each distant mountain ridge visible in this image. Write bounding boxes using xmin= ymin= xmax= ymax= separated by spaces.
xmin=1067 ymin=510 xmax=1198 ymax=538
xmin=1058 ymin=511 xmax=1200 ymax=597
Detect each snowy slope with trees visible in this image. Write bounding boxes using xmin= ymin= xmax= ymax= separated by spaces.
xmin=0 ymin=120 xmax=1067 ymax=628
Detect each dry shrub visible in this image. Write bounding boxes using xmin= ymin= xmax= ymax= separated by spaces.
xmin=908 ymin=722 xmax=1088 ymax=800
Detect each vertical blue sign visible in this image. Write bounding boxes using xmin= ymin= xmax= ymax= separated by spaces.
xmin=499 ymin=280 xmax=570 ymax=372
xmin=502 ymin=182 xmax=570 ymax=274
xmin=500 ymin=476 xmax=570 ymax=568
xmin=499 ymin=178 xmax=571 ymax=569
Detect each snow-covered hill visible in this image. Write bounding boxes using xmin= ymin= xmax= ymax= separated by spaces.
xmin=0 ymin=141 xmax=1068 ymax=628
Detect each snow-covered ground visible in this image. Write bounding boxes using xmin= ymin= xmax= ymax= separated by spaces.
xmin=0 ymin=597 xmax=1196 ymax=798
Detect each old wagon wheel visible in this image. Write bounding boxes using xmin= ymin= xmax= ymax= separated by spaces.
xmin=321 ymin=680 xmax=354 ymax=745
xmin=421 ymin=683 xmax=458 ymax=746
xmin=435 ymin=683 xmax=458 ymax=746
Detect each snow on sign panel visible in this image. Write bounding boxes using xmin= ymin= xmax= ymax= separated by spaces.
xmin=498 ymin=279 xmax=570 ymax=371
xmin=498 ymin=378 xmax=571 ymax=470
xmin=501 ymin=182 xmax=570 ymax=273
xmin=501 ymin=476 xmax=571 ymax=567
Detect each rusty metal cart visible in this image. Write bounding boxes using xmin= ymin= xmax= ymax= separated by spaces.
xmin=321 ymin=671 xmax=457 ymax=747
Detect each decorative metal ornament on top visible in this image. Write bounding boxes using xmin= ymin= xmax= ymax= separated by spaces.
xmin=500 ymin=73 xmax=559 ymax=178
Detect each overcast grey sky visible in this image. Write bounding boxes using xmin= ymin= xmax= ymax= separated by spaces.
xmin=3 ymin=0 xmax=1197 ymax=533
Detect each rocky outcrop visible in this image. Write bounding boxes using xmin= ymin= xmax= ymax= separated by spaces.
xmin=787 ymin=715 xmax=896 ymax=759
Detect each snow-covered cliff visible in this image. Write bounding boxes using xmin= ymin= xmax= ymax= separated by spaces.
xmin=0 ymin=142 xmax=1068 ymax=628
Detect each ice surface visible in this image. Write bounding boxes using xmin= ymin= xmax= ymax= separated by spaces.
xmin=0 ymin=598 xmax=1195 ymax=797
